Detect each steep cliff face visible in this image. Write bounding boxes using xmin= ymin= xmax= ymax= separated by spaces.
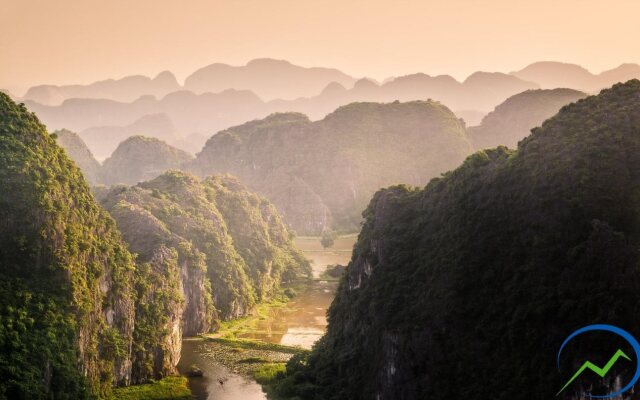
xmin=273 ymin=81 xmax=640 ymax=400
xmin=101 ymin=135 xmax=193 ymax=185
xmin=0 ymin=93 xmax=136 ymax=397
xmin=107 ymin=200 xmax=216 ymax=336
xmin=0 ymin=93 xmax=199 ymax=398
xmin=54 ymin=128 xmax=101 ymax=184
xmin=470 ymin=88 xmax=586 ymax=149
xmin=100 ymin=171 xmax=311 ymax=322
xmin=130 ymin=246 xmax=184 ymax=384
xmin=189 ymin=101 xmax=472 ymax=234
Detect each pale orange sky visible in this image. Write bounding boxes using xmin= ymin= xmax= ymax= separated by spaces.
xmin=1 ymin=0 xmax=639 ymax=95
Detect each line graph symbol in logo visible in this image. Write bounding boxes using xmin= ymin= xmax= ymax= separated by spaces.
xmin=556 ymin=324 xmax=640 ymax=399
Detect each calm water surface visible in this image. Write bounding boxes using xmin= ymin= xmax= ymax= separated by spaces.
xmin=178 ymin=236 xmax=355 ymax=400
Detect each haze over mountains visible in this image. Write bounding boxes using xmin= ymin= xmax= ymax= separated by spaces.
xmin=184 ymin=58 xmax=356 ymax=100
xmin=470 ymin=88 xmax=587 ymax=149
xmin=13 ymin=59 xmax=640 ymax=161
xmin=16 ymin=58 xmax=640 ymax=238
xmin=24 ymin=71 xmax=181 ymax=106
xmin=189 ymin=101 xmax=472 ymax=234
xmin=511 ymin=61 xmax=640 ymax=92
xmin=51 ymin=87 xmax=603 ymax=236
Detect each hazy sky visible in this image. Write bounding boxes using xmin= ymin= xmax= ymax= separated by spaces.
xmin=2 ymin=0 xmax=639 ymax=94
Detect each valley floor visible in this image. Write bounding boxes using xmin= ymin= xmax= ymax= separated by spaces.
xmin=175 ymin=235 xmax=356 ymax=400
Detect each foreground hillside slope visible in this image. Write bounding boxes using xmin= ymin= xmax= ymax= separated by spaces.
xmin=272 ymin=81 xmax=640 ymax=400
xmin=470 ymin=88 xmax=586 ymax=149
xmin=189 ymin=101 xmax=472 ymax=234
xmin=0 ymin=93 xmax=273 ymax=398
xmin=0 ymin=93 xmax=138 ymax=398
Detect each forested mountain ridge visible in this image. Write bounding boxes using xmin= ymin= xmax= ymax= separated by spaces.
xmin=269 ymin=80 xmax=640 ymax=400
xmin=99 ymin=171 xmax=311 ymax=320
xmin=188 ymin=100 xmax=472 ymax=234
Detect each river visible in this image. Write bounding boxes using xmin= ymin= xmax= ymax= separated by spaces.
xmin=176 ymin=235 xmax=356 ymax=400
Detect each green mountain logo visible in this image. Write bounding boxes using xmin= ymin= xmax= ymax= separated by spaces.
xmin=557 ymin=349 xmax=632 ymax=396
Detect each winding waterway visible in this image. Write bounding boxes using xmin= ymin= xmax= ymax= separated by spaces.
xmin=177 ymin=235 xmax=356 ymax=400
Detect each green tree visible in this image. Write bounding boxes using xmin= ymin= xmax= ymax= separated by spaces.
xmin=320 ymin=230 xmax=338 ymax=249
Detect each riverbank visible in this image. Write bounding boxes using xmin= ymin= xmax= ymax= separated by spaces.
xmin=176 ymin=234 xmax=356 ymax=399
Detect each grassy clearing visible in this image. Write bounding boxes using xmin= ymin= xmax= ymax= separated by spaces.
xmin=112 ymin=376 xmax=191 ymax=400
xmin=252 ymin=362 xmax=287 ymax=384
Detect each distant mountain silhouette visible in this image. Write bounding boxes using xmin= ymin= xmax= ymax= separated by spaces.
xmin=19 ymin=73 xmax=537 ymax=159
xmin=21 ymin=60 xmax=640 ymax=161
xmin=470 ymin=88 xmax=587 ymax=149
xmin=511 ymin=62 xmax=640 ymax=92
xmin=79 ymin=113 xmax=178 ymax=160
xmin=25 ymin=89 xmax=266 ymax=158
xmin=184 ymin=58 xmax=356 ymax=100
xmin=273 ymin=71 xmax=538 ymax=119
xmin=22 ymin=71 xmax=180 ymax=105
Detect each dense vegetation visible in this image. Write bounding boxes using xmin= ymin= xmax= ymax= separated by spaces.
xmin=0 ymin=92 xmax=138 ymax=398
xmin=268 ymin=80 xmax=640 ymax=400
xmin=469 ymin=88 xmax=586 ymax=149
xmin=189 ymin=101 xmax=472 ymax=234
xmin=99 ymin=171 xmax=311 ymax=321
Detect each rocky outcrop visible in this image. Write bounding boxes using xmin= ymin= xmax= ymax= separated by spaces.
xmin=107 ymin=201 xmax=216 ymax=337
xmin=131 ymin=246 xmax=184 ymax=383
xmin=54 ymin=128 xmax=102 ymax=184
xmin=100 ymin=135 xmax=193 ymax=185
